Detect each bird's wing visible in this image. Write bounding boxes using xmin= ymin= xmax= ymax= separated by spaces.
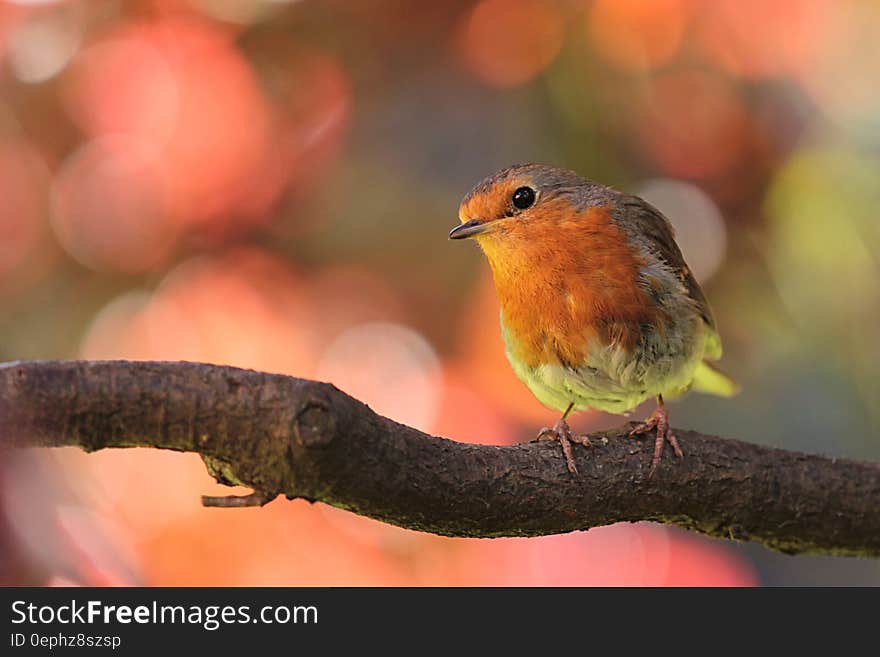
xmin=613 ymin=194 xmax=722 ymax=359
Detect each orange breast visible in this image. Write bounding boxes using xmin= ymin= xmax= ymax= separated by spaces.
xmin=480 ymin=205 xmax=663 ymax=369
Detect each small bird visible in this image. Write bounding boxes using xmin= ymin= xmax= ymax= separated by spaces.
xmin=450 ymin=164 xmax=737 ymax=477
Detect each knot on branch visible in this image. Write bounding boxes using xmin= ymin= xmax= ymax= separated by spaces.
xmin=293 ymin=396 xmax=335 ymax=448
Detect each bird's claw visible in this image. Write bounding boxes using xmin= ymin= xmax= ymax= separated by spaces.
xmin=629 ymin=404 xmax=683 ymax=478
xmin=537 ymin=418 xmax=592 ymax=474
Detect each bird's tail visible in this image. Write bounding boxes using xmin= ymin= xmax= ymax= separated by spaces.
xmin=691 ymin=360 xmax=740 ymax=398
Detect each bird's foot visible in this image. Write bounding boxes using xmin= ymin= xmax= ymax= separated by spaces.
xmin=536 ymin=418 xmax=592 ymax=475
xmin=629 ymin=404 xmax=683 ymax=478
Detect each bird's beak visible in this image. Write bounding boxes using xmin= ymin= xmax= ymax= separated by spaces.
xmin=449 ymin=219 xmax=488 ymax=240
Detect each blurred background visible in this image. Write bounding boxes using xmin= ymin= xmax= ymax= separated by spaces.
xmin=1 ymin=0 xmax=878 ymax=586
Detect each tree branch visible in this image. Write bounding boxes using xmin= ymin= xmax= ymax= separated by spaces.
xmin=2 ymin=360 xmax=878 ymax=557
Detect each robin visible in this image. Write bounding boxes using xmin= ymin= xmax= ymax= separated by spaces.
xmin=450 ymin=164 xmax=737 ymax=477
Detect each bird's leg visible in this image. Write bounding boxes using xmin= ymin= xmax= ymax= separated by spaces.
xmin=628 ymin=395 xmax=683 ymax=478
xmin=536 ymin=403 xmax=592 ymax=475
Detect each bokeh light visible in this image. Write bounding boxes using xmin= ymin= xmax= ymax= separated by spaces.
xmin=266 ymin=47 xmax=351 ymax=207
xmin=587 ymin=0 xmax=690 ymax=73
xmin=437 ymin=525 xmax=756 ymax=586
xmin=6 ymin=1 xmax=82 ymax=84
xmin=796 ymin=2 xmax=880 ymax=137
xmin=0 ymin=139 xmax=52 ymax=292
xmin=457 ymin=0 xmax=564 ymax=88
xmin=50 ymin=136 xmax=175 ymax=273
xmin=79 ymin=291 xmax=154 ymax=360
xmin=191 ymin=0 xmax=280 ymax=26
xmin=637 ymin=70 xmax=750 ymax=179
xmin=64 ymin=19 xmax=282 ymax=233
xmin=2 ymin=451 xmax=141 ymax=586
xmin=695 ymin=0 xmax=827 ymax=79
xmin=765 ymin=147 xmax=878 ymax=335
xmin=316 ymin=322 xmax=442 ymax=432
xmin=80 ymin=248 xmax=317 ymax=375
xmin=304 ymin=265 xmax=407 ymax=339
xmin=635 ymin=178 xmax=728 ymax=283
xmin=432 ymin=365 xmax=517 ymax=446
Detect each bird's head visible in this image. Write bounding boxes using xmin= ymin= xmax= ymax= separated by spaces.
xmin=450 ymin=164 xmax=609 ymax=251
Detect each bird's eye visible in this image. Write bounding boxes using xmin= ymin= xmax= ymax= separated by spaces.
xmin=512 ymin=186 xmax=536 ymax=210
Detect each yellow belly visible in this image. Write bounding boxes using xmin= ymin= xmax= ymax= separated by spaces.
xmin=500 ymin=313 xmax=707 ymax=416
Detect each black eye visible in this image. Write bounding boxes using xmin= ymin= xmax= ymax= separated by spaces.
xmin=512 ymin=186 xmax=536 ymax=210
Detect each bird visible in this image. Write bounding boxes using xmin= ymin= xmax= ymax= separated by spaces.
xmin=449 ymin=163 xmax=737 ymax=477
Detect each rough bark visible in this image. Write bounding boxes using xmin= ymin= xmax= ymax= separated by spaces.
xmin=1 ymin=360 xmax=878 ymax=557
